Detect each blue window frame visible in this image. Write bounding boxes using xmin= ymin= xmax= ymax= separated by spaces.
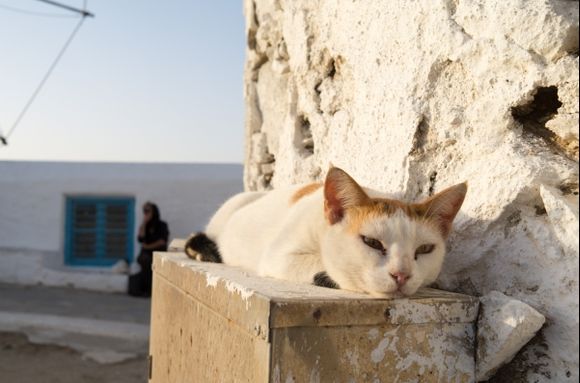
xmin=64 ymin=196 xmax=135 ymax=267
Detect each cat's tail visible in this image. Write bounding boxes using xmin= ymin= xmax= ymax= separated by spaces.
xmin=184 ymin=232 xmax=222 ymax=263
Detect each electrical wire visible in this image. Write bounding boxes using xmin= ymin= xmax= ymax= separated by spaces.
xmin=0 ymin=2 xmax=78 ymax=18
xmin=0 ymin=6 xmax=89 ymax=144
xmin=35 ymin=0 xmax=93 ymax=18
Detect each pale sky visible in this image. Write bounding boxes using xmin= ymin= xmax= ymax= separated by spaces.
xmin=0 ymin=1 xmax=246 ymax=163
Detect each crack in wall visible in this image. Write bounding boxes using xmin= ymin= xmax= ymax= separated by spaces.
xmin=428 ymin=171 xmax=438 ymax=196
xmin=409 ymin=116 xmax=430 ymax=157
xmin=296 ymin=115 xmax=314 ymax=157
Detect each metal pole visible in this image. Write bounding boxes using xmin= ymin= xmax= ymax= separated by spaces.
xmin=35 ymin=0 xmax=94 ymax=18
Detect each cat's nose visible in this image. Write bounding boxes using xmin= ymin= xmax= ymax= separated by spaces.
xmin=390 ymin=272 xmax=410 ymax=286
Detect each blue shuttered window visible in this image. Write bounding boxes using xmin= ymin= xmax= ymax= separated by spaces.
xmin=65 ymin=196 xmax=135 ymax=267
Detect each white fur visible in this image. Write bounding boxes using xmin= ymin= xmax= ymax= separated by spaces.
xmin=322 ymin=209 xmax=445 ymax=297
xmin=202 ymin=185 xmax=449 ymax=296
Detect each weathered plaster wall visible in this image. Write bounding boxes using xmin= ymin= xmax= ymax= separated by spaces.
xmin=242 ymin=1 xmax=579 ymax=381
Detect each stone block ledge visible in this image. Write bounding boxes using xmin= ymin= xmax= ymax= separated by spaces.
xmin=149 ymin=250 xmax=480 ymax=382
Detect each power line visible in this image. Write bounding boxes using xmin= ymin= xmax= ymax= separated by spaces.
xmin=35 ymin=0 xmax=94 ymax=18
xmin=0 ymin=2 xmax=79 ymax=18
xmin=0 ymin=5 xmax=91 ymax=145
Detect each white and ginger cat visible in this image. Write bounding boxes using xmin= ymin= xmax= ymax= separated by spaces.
xmin=185 ymin=166 xmax=467 ymax=297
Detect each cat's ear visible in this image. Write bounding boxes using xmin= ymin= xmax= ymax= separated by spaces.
xmin=415 ymin=182 xmax=467 ymax=238
xmin=324 ymin=167 xmax=369 ymax=224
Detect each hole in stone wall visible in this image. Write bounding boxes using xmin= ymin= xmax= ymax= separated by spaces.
xmin=409 ymin=116 xmax=429 ymax=156
xmin=511 ymin=86 xmax=562 ymax=129
xmin=252 ymin=0 xmax=260 ymax=27
xmin=510 ymin=86 xmax=576 ymax=159
xmin=260 ymin=151 xmax=275 ymax=190
xmin=314 ymin=80 xmax=323 ymax=113
xmin=247 ymin=1 xmax=260 ymax=50
xmin=276 ymin=39 xmax=289 ymax=61
xmin=297 ymin=115 xmax=314 ymax=156
xmin=534 ymin=204 xmax=547 ymax=216
xmin=247 ymin=28 xmax=257 ymax=50
xmin=314 ymin=80 xmax=322 ymax=96
xmin=252 ymin=54 xmax=268 ymax=73
xmin=313 ymin=54 xmax=347 ymax=115
xmin=428 ymin=171 xmax=438 ymax=196
xmin=327 ymin=58 xmax=337 ymax=79
xmin=559 ymin=181 xmax=579 ymax=196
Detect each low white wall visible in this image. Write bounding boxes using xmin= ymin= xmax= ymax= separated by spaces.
xmin=0 ymin=161 xmax=243 ymax=291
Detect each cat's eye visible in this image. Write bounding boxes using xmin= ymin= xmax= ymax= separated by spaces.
xmin=415 ymin=244 xmax=435 ymax=259
xmin=360 ymin=235 xmax=386 ymax=255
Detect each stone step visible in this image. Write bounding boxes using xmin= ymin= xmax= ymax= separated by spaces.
xmin=0 ymin=311 xmax=149 ymax=364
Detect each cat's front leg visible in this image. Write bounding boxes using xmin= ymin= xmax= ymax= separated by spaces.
xmin=257 ymin=248 xmax=324 ymax=285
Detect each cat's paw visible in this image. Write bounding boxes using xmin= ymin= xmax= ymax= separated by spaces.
xmin=313 ymin=271 xmax=340 ymax=289
xmin=184 ymin=232 xmax=222 ymax=263
xmin=184 ymin=232 xmax=202 ymax=260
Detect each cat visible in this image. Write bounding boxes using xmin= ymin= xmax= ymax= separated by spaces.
xmin=185 ymin=166 xmax=467 ymax=297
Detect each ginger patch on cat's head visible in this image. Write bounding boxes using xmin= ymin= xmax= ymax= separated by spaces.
xmin=290 ymin=183 xmax=322 ymax=205
xmin=323 ymin=166 xmax=467 ymax=238
xmin=344 ymin=200 xmax=421 ymax=234
xmin=344 ymin=185 xmax=467 ymax=238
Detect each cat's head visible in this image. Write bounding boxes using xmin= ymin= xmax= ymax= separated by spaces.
xmin=320 ymin=167 xmax=467 ymax=297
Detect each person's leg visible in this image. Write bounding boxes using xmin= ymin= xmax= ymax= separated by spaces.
xmin=142 ymin=264 xmax=152 ymax=297
xmin=128 ymin=273 xmax=142 ymax=296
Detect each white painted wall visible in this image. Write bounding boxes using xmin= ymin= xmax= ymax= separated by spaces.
xmin=0 ymin=161 xmax=243 ymax=291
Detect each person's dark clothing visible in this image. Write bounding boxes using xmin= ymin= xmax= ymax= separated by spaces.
xmin=137 ymin=219 xmax=169 ymax=266
xmin=128 ymin=205 xmax=169 ymax=297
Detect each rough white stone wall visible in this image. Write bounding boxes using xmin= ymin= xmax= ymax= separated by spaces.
xmin=242 ymin=1 xmax=579 ymax=381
